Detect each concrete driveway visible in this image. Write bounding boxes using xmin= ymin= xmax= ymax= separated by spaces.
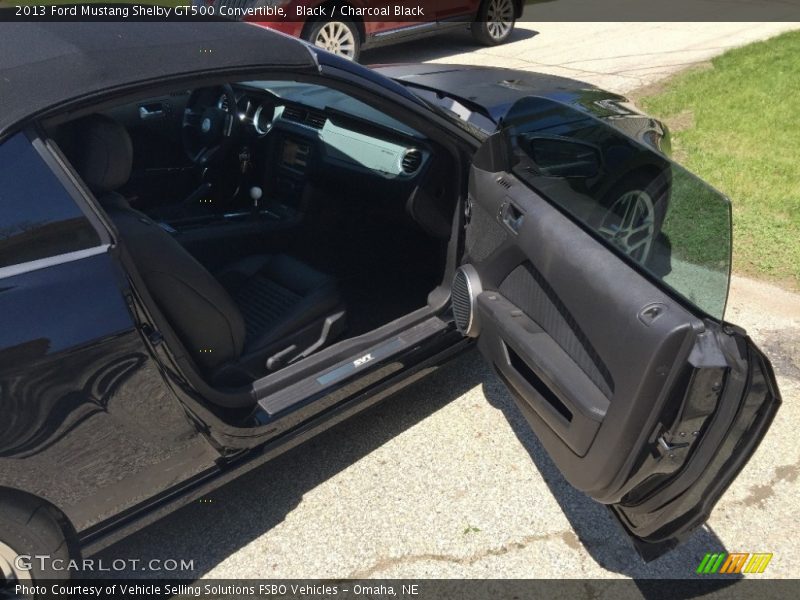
xmin=364 ymin=21 xmax=799 ymax=92
xmin=97 ymin=22 xmax=800 ymax=584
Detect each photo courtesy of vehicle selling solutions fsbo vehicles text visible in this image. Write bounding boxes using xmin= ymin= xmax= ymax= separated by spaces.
xmin=0 ymin=1 xmax=798 ymax=599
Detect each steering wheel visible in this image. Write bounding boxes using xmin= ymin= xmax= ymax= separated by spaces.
xmin=182 ymin=84 xmax=238 ymax=166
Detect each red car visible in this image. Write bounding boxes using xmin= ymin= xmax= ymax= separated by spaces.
xmin=205 ymin=0 xmax=521 ymax=60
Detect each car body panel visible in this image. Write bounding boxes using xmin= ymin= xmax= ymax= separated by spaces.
xmin=235 ymin=0 xmax=512 ymax=48
xmin=0 ymin=250 xmax=221 ymax=534
xmin=374 ymin=63 xmax=671 ymax=153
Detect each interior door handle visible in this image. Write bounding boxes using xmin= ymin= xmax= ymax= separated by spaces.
xmin=139 ymin=105 xmax=165 ymax=120
xmin=500 ymin=201 xmax=525 ymax=233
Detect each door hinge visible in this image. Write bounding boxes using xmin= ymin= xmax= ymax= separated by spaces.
xmin=140 ymin=323 xmax=164 ymax=347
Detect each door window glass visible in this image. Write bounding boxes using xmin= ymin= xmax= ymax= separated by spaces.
xmin=504 ymin=96 xmax=731 ymax=318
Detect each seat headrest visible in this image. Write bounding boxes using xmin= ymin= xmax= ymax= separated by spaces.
xmin=98 ymin=191 xmax=133 ymax=212
xmin=68 ymin=114 xmax=133 ymax=194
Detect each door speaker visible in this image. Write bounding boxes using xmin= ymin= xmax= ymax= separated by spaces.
xmin=452 ymin=264 xmax=482 ymax=337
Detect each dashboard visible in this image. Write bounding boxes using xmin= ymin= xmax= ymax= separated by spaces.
xmin=99 ymin=81 xmax=436 ymax=221
xmin=231 ymin=83 xmax=430 ymax=181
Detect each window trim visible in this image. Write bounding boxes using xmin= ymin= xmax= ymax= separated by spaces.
xmin=28 ymin=127 xmax=115 ymax=248
xmin=0 ymin=244 xmax=111 ymax=280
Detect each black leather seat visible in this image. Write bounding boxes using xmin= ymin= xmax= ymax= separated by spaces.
xmin=65 ymin=115 xmax=343 ymax=384
xmin=216 ymin=254 xmax=340 ymax=353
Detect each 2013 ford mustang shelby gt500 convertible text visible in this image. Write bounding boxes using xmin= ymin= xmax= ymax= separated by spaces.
xmin=0 ymin=22 xmax=780 ymax=589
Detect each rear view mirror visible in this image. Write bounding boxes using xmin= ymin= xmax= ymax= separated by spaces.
xmin=521 ymin=135 xmax=602 ymax=178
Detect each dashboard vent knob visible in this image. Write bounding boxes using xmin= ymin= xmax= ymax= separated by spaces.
xmin=401 ymin=149 xmax=422 ymax=174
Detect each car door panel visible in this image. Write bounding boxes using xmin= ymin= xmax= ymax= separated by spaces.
xmin=476 ymin=291 xmax=611 ymax=456
xmin=468 ymin=164 xmax=702 ymax=492
xmin=463 ymin=98 xmax=781 ymax=558
xmin=434 ymin=0 xmax=477 ymax=20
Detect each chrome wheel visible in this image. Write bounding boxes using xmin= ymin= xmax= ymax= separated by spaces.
xmin=0 ymin=539 xmax=31 ymax=586
xmin=598 ymin=190 xmax=656 ymax=262
xmin=313 ymin=21 xmax=357 ymax=59
xmin=486 ymin=0 xmax=514 ymax=40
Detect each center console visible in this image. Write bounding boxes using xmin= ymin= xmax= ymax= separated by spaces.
xmin=274 ymin=135 xmax=311 ymax=200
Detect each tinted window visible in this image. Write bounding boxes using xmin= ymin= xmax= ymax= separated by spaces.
xmin=0 ymin=134 xmax=100 ymax=268
xmin=504 ymin=97 xmax=731 ymax=319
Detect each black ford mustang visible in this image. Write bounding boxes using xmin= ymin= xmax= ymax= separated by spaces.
xmin=0 ymin=22 xmax=781 ymax=587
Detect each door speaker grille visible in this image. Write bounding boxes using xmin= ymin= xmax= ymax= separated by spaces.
xmin=452 ymin=265 xmax=482 ymax=337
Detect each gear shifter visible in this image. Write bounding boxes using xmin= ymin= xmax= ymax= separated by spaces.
xmin=250 ymin=186 xmax=262 ymax=212
xmin=249 ymin=185 xmax=282 ymax=220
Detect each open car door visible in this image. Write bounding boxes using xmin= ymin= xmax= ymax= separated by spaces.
xmin=457 ymin=96 xmax=781 ymax=560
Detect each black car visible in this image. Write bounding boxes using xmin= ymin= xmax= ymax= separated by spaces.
xmin=0 ymin=22 xmax=780 ymax=588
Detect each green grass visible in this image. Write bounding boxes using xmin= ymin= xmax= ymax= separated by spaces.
xmin=638 ymin=30 xmax=800 ymax=289
xmin=659 ymin=170 xmax=732 ymax=270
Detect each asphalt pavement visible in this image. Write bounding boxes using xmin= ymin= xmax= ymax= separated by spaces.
xmin=96 ymin=22 xmax=800 ymax=585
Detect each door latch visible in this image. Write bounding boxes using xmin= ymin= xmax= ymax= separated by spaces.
xmin=656 ymin=433 xmax=690 ymax=458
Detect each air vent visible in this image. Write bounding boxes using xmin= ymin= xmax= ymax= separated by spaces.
xmin=496 ymin=177 xmax=512 ymax=189
xmin=282 ymin=106 xmax=303 ymax=123
xmin=305 ymin=111 xmax=327 ymax=129
xmin=281 ymin=106 xmax=326 ymax=129
xmin=401 ymin=149 xmax=422 ymax=174
xmin=452 ymin=265 xmax=482 ymax=337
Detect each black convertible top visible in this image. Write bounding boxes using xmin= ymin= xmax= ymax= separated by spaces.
xmin=0 ymin=22 xmax=316 ymax=138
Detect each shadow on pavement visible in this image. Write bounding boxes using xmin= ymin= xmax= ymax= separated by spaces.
xmin=94 ymin=349 xmax=740 ymax=592
xmin=92 ymin=349 xmax=486 ymax=579
xmin=361 ymin=27 xmax=538 ymax=66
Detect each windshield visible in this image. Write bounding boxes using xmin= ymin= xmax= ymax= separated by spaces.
xmin=244 ymin=80 xmax=422 ymax=137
